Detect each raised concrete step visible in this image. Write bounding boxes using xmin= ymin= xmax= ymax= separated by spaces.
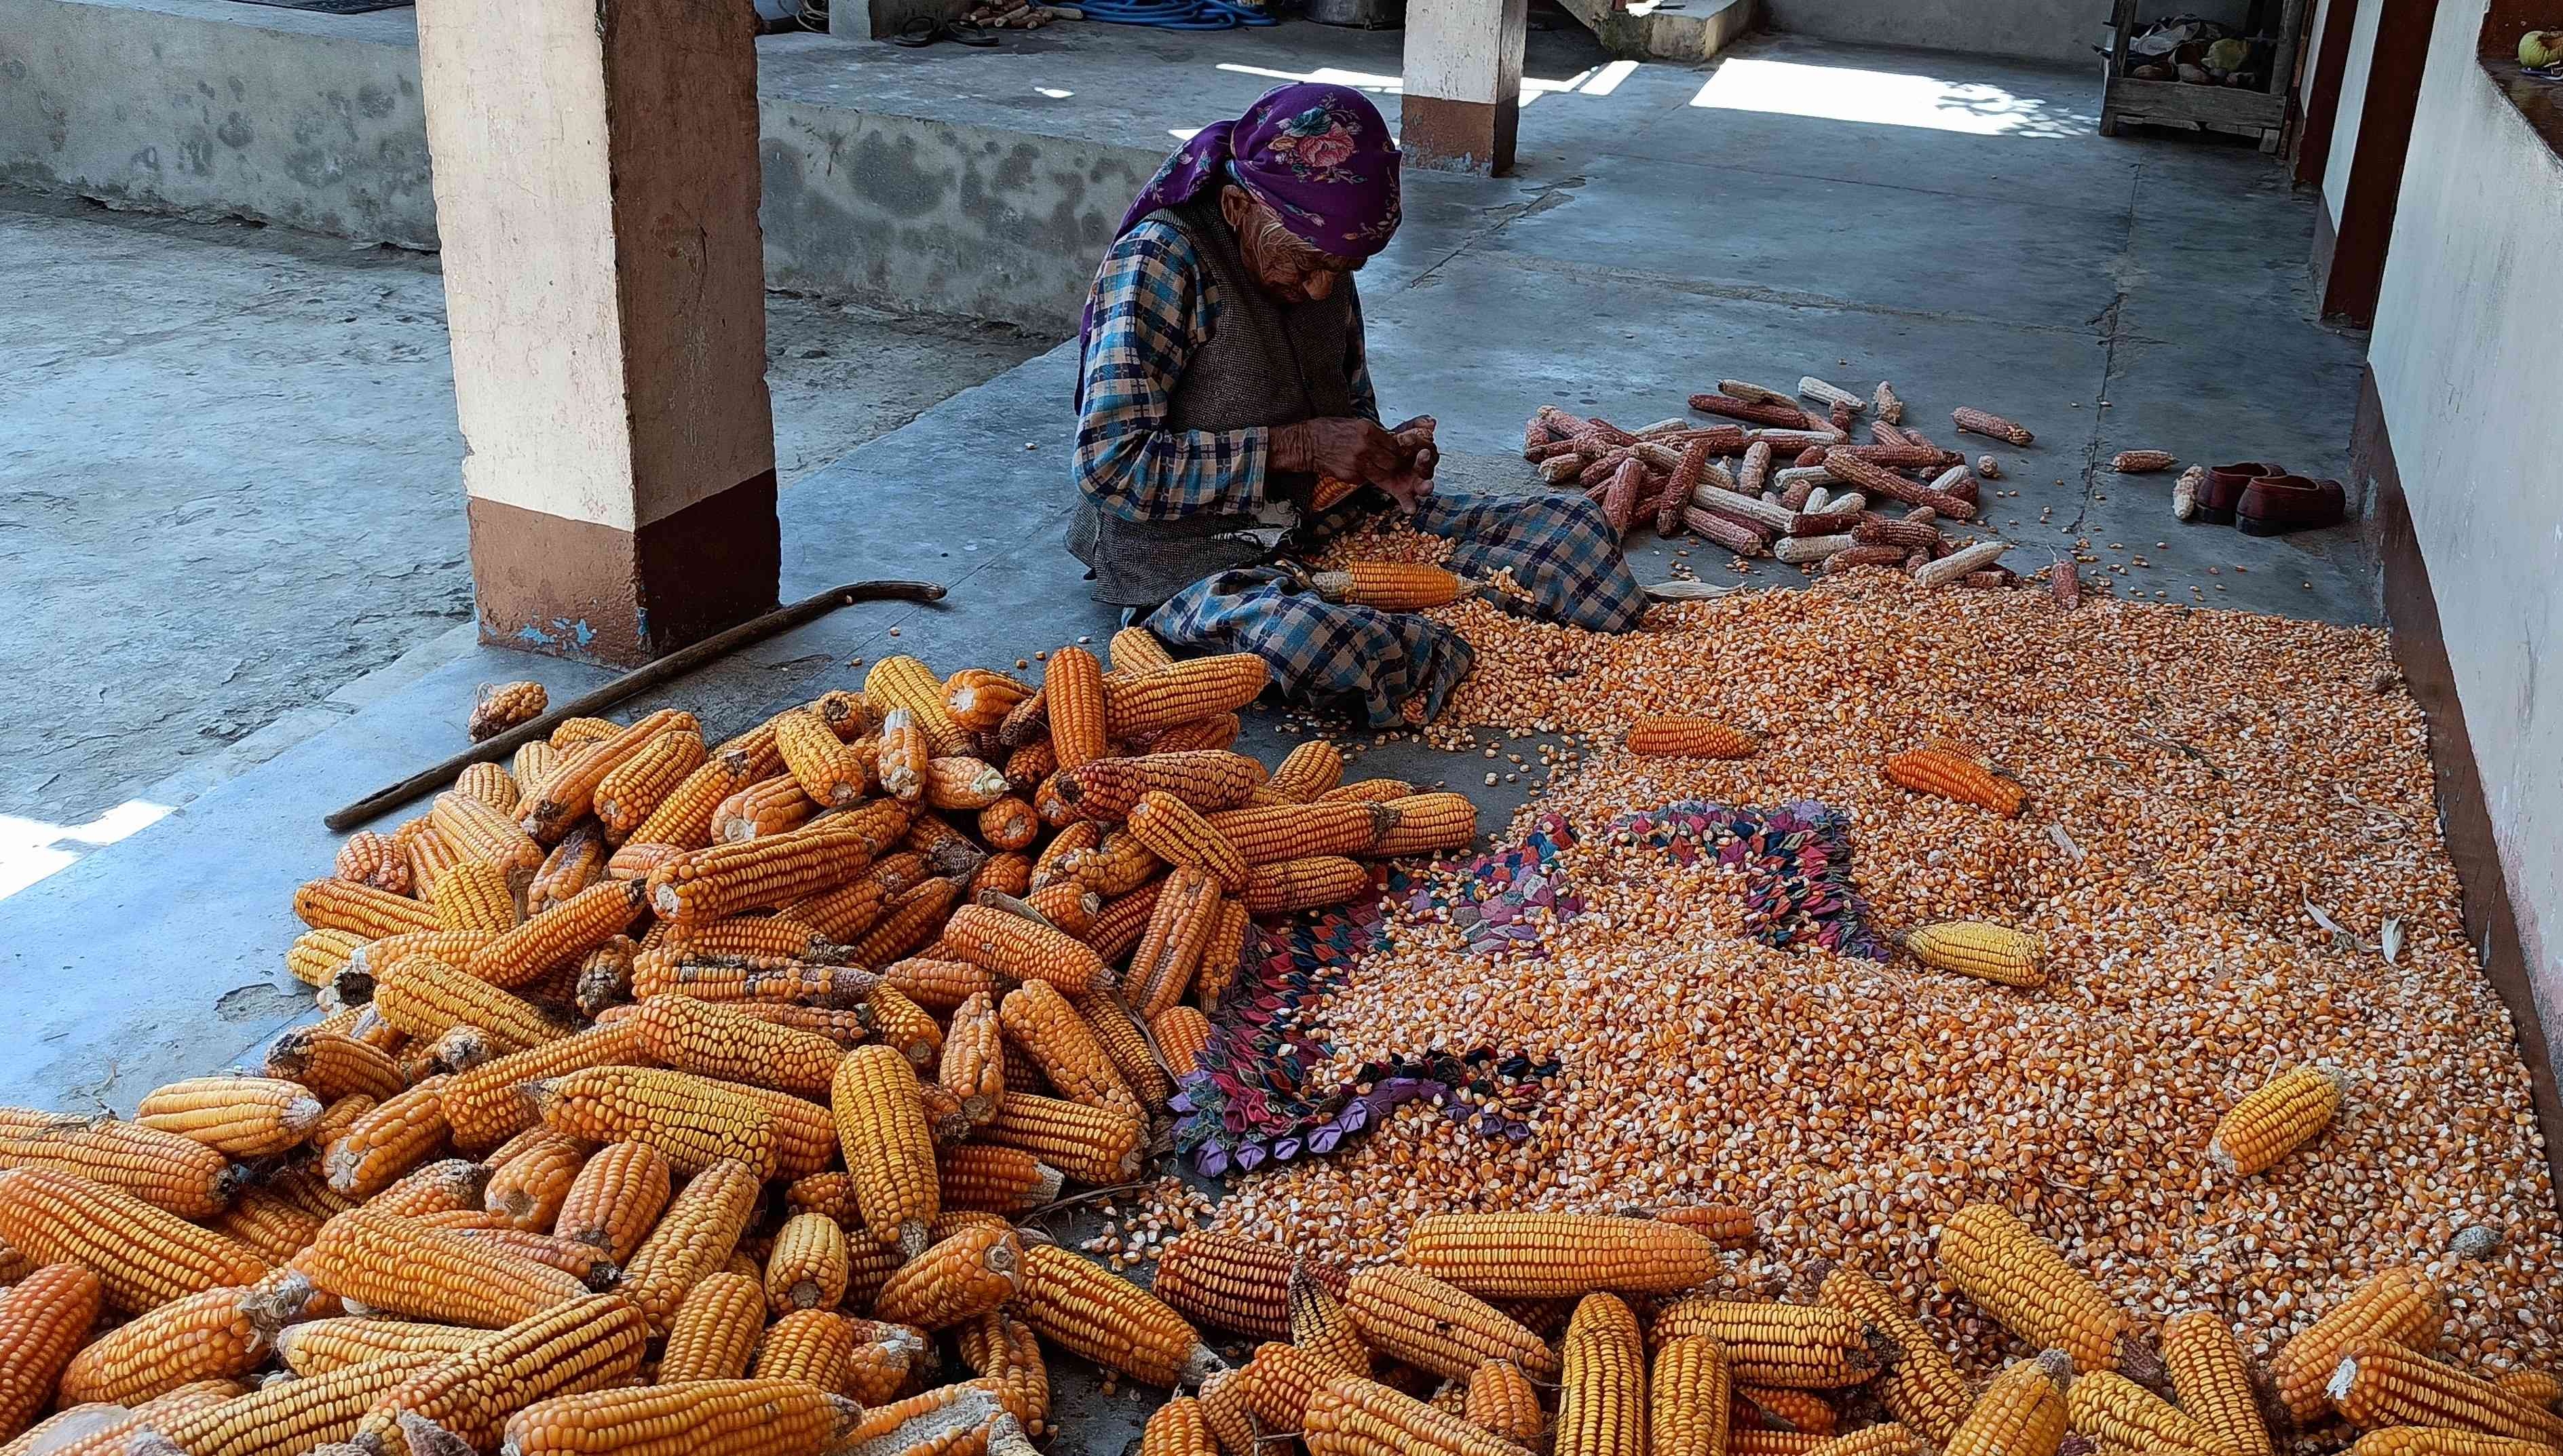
xmin=1554 ymin=0 xmax=1756 ymax=62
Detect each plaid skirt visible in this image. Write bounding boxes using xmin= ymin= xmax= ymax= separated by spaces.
xmin=1142 ymin=490 xmax=1646 ymax=727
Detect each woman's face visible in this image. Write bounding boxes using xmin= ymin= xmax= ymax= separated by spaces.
xmin=1221 ymin=187 xmax=1361 ymax=305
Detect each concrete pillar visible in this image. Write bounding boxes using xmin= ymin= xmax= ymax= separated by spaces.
xmin=416 ymin=0 xmax=780 ymax=666
xmin=1401 ymin=0 xmax=1528 ymax=176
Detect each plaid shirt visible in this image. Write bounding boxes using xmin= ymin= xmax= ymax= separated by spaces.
xmin=1074 ymin=219 xmax=1379 ymax=524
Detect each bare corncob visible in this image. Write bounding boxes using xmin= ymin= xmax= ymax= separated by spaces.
xmin=441 ymin=1022 xmax=647 ymax=1153
xmin=373 ymin=957 xmax=566 ymax=1053
xmin=350 ymin=1294 xmax=647 ymax=1456
xmin=936 ymin=1145 xmax=1066 ymax=1212
xmin=875 ymin=1222 xmax=1022 ymax=1330
xmin=943 ymin=904 xmax=1108 ymax=995
xmin=647 ymin=812 xmax=903 ymax=921
xmin=1884 ymin=748 xmax=2026 ymax=818
xmin=616 ymin=1157 xmax=759 ymax=1334
xmin=2162 ymin=1310 xmax=2273 ymax=1456
xmin=1943 ymin=1352 xmax=2072 ymax=1456
xmin=980 ymin=1092 xmax=1145 ymax=1184
xmin=1105 ymin=655 xmax=1270 ymax=737
xmin=849 ymin=875 xmax=964 ymax=967
xmin=274 ymin=1319 xmax=491 ymax=1376
xmin=1244 ymin=856 xmax=1371 ymax=914
xmin=1939 ymin=1204 xmax=2133 ymax=1377
xmin=483 ymin=1131 xmax=586 ymax=1229
xmin=631 ymin=995 xmax=847 ymax=1098
xmin=1020 ymin=1241 xmax=1221 ymax=1387
xmin=1813 ymin=1260 xmax=1971 ymax=1442
xmin=0 ymin=1167 xmax=269 ymax=1312
xmin=335 ymin=832 xmax=414 ymax=896
xmin=1952 ymin=408 xmax=2034 ymax=446
xmin=1903 ymin=922 xmax=2042 ymax=987
xmin=0 ymin=1263 xmax=101 ymax=1438
xmin=2346 ymin=1432 xmax=2562 ymax=1456
xmin=432 ymin=857 xmax=524 ymax=934
xmin=1650 ymin=1301 xmax=1881 ymax=1390
xmin=144 ymin=1350 xmax=449 ymax=1456
xmin=289 ymin=1205 xmax=587 ymax=1326
xmin=1303 ymin=1374 xmax=1535 ymax=1456
xmin=0 ymin=1109 xmax=242 ymax=1219
xmin=500 ymin=1379 xmax=856 ymax=1456
xmin=1404 ymin=1211 xmax=1724 ymax=1299
xmin=2330 ymin=1345 xmax=2563 ymax=1444
xmin=369 ymin=1157 xmax=492 ymax=1218
xmin=1377 ymin=794 xmax=1478 ymax=857
xmin=530 ymin=1066 xmax=776 ymax=1179
xmin=2211 ymin=1065 xmax=2347 ymax=1176
xmin=652 ymin=1273 xmax=765 ymax=1382
xmin=2111 ymin=449 xmax=2176 ymax=473
xmin=297 ymin=879 xmax=444 ymax=939
xmin=1346 ymin=1264 xmax=1558 ymax=1381
xmin=832 ymin=1044 xmax=940 ymax=1257
xmin=1627 ymin=716 xmax=1758 ymax=758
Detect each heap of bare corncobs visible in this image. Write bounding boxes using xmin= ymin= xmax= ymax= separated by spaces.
xmin=1530 ymin=377 xmax=2046 ymax=592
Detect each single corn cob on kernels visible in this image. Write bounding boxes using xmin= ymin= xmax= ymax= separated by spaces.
xmin=1650 ymin=1333 xmax=1729 ymax=1456
xmin=615 ymin=1158 xmax=760 ymax=1335
xmin=1649 ymin=1299 xmax=1882 ymax=1388
xmin=1939 ymin=1203 xmax=2135 ymax=1376
xmin=1020 ymin=1241 xmax=1223 ymax=1387
xmin=936 ymin=1144 xmax=1067 ymax=1212
xmin=0 ymin=1108 xmax=242 ymax=1219
xmin=1627 ymin=716 xmax=1758 ymax=759
xmin=1884 ymin=748 xmax=2026 ymax=818
xmin=1812 ymin=1260 xmax=1971 ymax=1442
xmin=2272 ymin=1269 xmax=2445 ymax=1423
xmin=0 ymin=1167 xmax=269 ymax=1313
xmin=1302 ymin=1374 xmax=1535 ymax=1456
xmin=1150 ymin=1228 xmax=1299 ymax=1340
xmin=1557 ymin=1293 xmax=1648 ymax=1456
xmin=1903 ymin=922 xmax=2043 ymax=988
xmin=350 ymin=1294 xmax=647 ymax=1456
xmin=1375 ymin=792 xmax=1478 ymax=858
xmin=2068 ymin=1369 xmax=2235 ymax=1456
xmin=527 ymin=1066 xmax=775 ymax=1179
xmin=874 ymin=1223 xmax=1022 ymax=1330
xmin=2328 ymin=1345 xmax=2563 ymax=1444
xmin=1405 ymin=1212 xmax=1726 ymax=1299
xmin=1944 ymin=1351 xmax=2072 ymax=1456
xmin=499 ymin=1378 xmax=858 ymax=1456
xmin=2345 ymin=1431 xmax=2563 ymax=1456
xmin=1312 ymin=562 xmax=1472 ymax=611
xmin=2163 ymin=1309 xmax=2275 ymax=1456
xmin=0 ymin=1263 xmax=103 ymax=1438
xmin=1346 ymin=1264 xmax=1559 ymax=1381
xmin=831 ymin=1044 xmax=941 ymax=1257
xmin=289 ymin=1206 xmax=588 ymax=1327
xmin=2211 ymin=1065 xmax=2347 ymax=1176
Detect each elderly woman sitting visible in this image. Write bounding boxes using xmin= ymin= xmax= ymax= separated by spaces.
xmin=1069 ymin=83 xmax=1644 ymax=726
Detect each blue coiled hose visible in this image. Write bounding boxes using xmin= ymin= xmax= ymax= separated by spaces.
xmin=1076 ymin=0 xmax=1276 ymax=28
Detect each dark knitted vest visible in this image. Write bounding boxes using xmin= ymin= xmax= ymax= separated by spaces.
xmin=1067 ymin=196 xmax=1361 ymax=608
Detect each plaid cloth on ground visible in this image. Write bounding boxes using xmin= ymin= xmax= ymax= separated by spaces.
xmin=1143 ymin=488 xmax=1647 ymax=725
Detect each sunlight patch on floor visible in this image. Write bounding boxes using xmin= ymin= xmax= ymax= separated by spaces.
xmin=0 ymin=801 xmax=173 ymax=902
xmin=1691 ymin=58 xmax=2097 ymax=137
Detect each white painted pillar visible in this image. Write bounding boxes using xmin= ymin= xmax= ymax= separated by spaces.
xmin=1401 ymin=0 xmax=1529 ymax=176
xmin=416 ymin=0 xmax=780 ymax=665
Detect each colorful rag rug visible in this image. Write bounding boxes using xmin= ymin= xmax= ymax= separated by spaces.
xmin=1610 ymin=799 xmax=1883 ymax=959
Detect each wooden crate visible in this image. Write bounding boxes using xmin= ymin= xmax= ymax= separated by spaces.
xmin=2099 ymin=0 xmax=2303 ymax=151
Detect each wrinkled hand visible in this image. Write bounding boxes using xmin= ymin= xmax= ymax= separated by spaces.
xmin=1274 ymin=416 xmax=1412 ymax=484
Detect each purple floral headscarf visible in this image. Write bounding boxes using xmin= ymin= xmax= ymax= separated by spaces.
xmin=1079 ymin=83 xmax=1401 ymax=404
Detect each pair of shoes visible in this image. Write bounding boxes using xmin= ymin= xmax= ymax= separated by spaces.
xmin=890 ymin=14 xmax=1000 ymax=43
xmin=2235 ymin=474 xmax=2347 ymax=536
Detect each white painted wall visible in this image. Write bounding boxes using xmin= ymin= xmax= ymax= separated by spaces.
xmin=2368 ymin=0 xmax=2563 ymax=1079
xmin=2323 ymin=0 xmax=2383 ymax=218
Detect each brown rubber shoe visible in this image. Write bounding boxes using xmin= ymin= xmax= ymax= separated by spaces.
xmin=2236 ymin=474 xmax=2346 ymax=535
xmin=2199 ymin=461 xmax=2283 ymax=524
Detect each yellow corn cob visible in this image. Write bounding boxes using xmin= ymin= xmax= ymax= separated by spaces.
xmin=613 ymin=1157 xmax=758 ymax=1335
xmin=295 ymin=879 xmax=444 ymax=939
xmin=866 ymin=655 xmax=970 ymax=756
xmin=210 ymin=1182 xmax=330 ymax=1265
xmin=446 ymin=1227 xmax=620 ymax=1286
xmin=405 ymin=826 xmax=467 ymax=901
xmin=929 ymin=991 xmax=1006 ymax=1130
xmin=651 ymin=1272 xmax=765 ymax=1383
xmin=847 ymin=875 xmax=963 ymax=969
xmin=942 ymin=903 xmax=1109 ymax=995
xmin=2070 ymin=1368 xmax=2236 ymax=1456
xmin=1149 ymin=1005 xmax=1214 ymax=1078
xmin=1303 ymin=1373 xmax=1535 ymax=1456
xmin=1237 ymin=1340 xmax=1347 ymax=1434
xmin=290 ymin=1206 xmax=588 ymax=1326
xmin=840 ymin=1317 xmax=934 ymax=1405
xmin=432 ymin=788 xmax=548 ymax=877
xmin=1039 ymin=646 xmax=1109 ymax=772
xmin=321 ymin=1075 xmax=449 ymax=1197
xmin=368 ymin=1156 xmax=491 ymax=1219
xmin=647 ymin=810 xmax=903 ymax=921
xmin=1938 ymin=1204 xmax=2133 ymax=1377
xmin=629 ymin=756 xmax=754 ymax=852
xmin=1805 ymin=1426 xmax=1927 ymax=1456
xmin=1243 ymin=855 xmax=1372 ymax=914
xmin=1555 ymin=1292 xmax=1648 ymax=1456
xmin=484 ymin=1131 xmax=586 ymax=1229
xmin=926 ymin=756 xmax=1012 ymax=812
xmin=1738 ymin=1385 xmax=1837 ymax=1433
xmin=440 ymin=1022 xmax=647 ymax=1153
xmin=868 ymin=984 xmax=945 ymax=1071
xmin=351 ymin=1294 xmax=647 ymax=1456
xmin=1020 ymin=1241 xmax=1221 ymax=1387
xmin=1134 ymin=712 xmax=1243 ymax=753
xmin=1812 ymin=1260 xmax=1971 ymax=1442
xmin=1202 ymin=801 xmax=1394 ymax=866
xmin=1071 ymin=990 xmax=1172 ymax=1111
xmin=1141 ymin=1396 xmax=1219 ymax=1456
xmin=630 ymin=995 xmax=847 ymax=1099
xmin=760 ymin=1210 xmax=848 ymax=1314
xmin=979 ymin=1091 xmax=1144 ymax=1185
xmin=266 ymin=1029 xmax=406 ymax=1105
xmin=1465 ymin=1360 xmax=1547 ymax=1450
xmin=512 ymin=738 xmax=562 ymax=785
xmin=941 ymin=668 xmax=1033 ymax=733
xmin=747 ymin=1306 xmax=854 ymax=1391
xmin=1647 ymin=1300 xmax=1881 ymax=1388
xmin=1105 ymin=655 xmax=1270 ymax=737
xmin=518 ymin=710 xmax=700 ymax=843
xmin=335 ymin=832 xmax=415 ymax=896
xmin=1192 ymin=898 xmax=1250 ymax=1012
xmin=1346 ymin=1264 xmax=1559 ymax=1381
xmin=1944 ymin=1352 xmax=2073 ymax=1456
xmin=1000 ymin=978 xmax=1142 ymax=1122
xmin=1098 ymin=626 xmax=1174 ymax=677
xmin=14 ymin=1381 xmax=260 ymax=1456
xmin=271 ymin=1318 xmax=489 ymax=1376
xmin=957 ymin=1310 xmax=1053 ymax=1439
xmin=529 ymin=1066 xmax=776 ymax=1179
xmin=1059 ymin=833 xmax=1165 ymax=900
xmin=527 ymin=823 xmax=609 ymax=911
xmin=1146 ymin=1229 xmax=1297 ymax=1340
xmin=2211 ymin=1065 xmax=2347 ymax=1176
xmin=833 ymin=1378 xmax=1027 ymax=1455
xmin=873 ymin=708 xmax=931 ymax=805
xmin=1313 ymin=561 xmax=1471 ymax=610
xmin=456 ymin=760 xmax=521 ymax=813
xmin=1319 ymin=777 xmax=1416 ymax=805
xmin=832 ymin=1044 xmax=941 ymax=1257
xmin=500 ymin=1378 xmax=858 ymax=1456
xmin=307 ymin=1095 xmax=375 ymax=1155
xmin=2163 ymin=1309 xmax=2274 ymax=1456
xmin=288 ymin=928 xmax=368 ymax=989
xmin=0 ymin=1168 xmax=269 ymax=1312
xmin=1901 ymin=922 xmax=2042 ymax=988
xmin=1058 ymin=752 xmax=1270 ymax=824
xmin=0 ymin=1263 xmax=102 ymax=1438
xmin=592 ymin=729 xmax=708 ymax=841
xmin=1376 ymin=793 xmax=1479 ymax=857
xmin=2346 ymin=1430 xmax=2563 ymax=1456
xmin=1650 ymin=1334 xmax=1729 ymax=1456
xmin=464 ymin=879 xmax=646 ymax=989
xmin=143 ymin=1352 xmax=449 ymax=1456
xmin=771 ymin=710 xmax=867 ymax=808
xmin=2494 ymin=1371 xmax=2563 ymax=1409
xmin=1882 ymin=748 xmax=2026 ymax=818
xmin=0 ymin=1109 xmax=242 ymax=1219
xmin=935 ymin=1145 xmax=1065 ymax=1214
xmin=875 ymin=1223 xmax=1022 ymax=1330
xmin=2330 ymin=1345 xmax=2563 ymax=1444
xmin=1627 ymin=715 xmax=1758 ymax=758
xmin=1260 ymin=741 xmax=1340 ymax=803
xmin=373 ymin=957 xmax=567 ymax=1053
xmin=1404 ymin=1211 xmax=1726 ymax=1298
xmin=469 ymin=682 xmax=549 ymax=742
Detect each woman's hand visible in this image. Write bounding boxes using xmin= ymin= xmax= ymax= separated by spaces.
xmin=1273 ymin=417 xmax=1413 ymax=482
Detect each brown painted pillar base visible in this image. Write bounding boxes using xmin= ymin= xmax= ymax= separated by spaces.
xmin=468 ymin=472 xmax=782 ymax=665
xmin=1402 ymin=94 xmax=1521 ymax=176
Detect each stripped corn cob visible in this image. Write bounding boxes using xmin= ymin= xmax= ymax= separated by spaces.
xmin=1952 ymin=408 xmax=2034 ymax=446
xmin=936 ymin=1145 xmax=1066 ymax=1212
xmin=351 ymin=1294 xmax=647 ymax=1456
xmin=1105 ymin=655 xmax=1270 ymax=737
xmin=529 ymin=1066 xmax=776 ymax=1179
xmin=2345 ymin=1432 xmax=2562 ymax=1456
xmin=647 ymin=811 xmax=904 ymax=921
xmin=1884 ymin=749 xmax=2026 ymax=817
xmin=616 ymin=1157 xmax=759 ymax=1334
xmin=2163 ymin=1309 xmax=2274 ymax=1456
xmin=979 ymin=1092 xmax=1144 ymax=1185
xmin=2211 ymin=1065 xmax=2347 ymax=1176
xmin=632 ymin=995 xmax=846 ymax=1098
xmin=2111 ymin=450 xmax=2176 ymax=473
xmin=942 ymin=904 xmax=1107 ymax=994
xmin=1939 ymin=1204 xmax=2137 ymax=1378
xmin=834 ymin=1380 xmax=1029 ymax=1456
xmin=1244 ymin=855 xmax=1371 ymax=914
xmin=1021 ymin=1241 xmax=1221 ymax=1387
xmin=2330 ymin=1345 xmax=2563 ymax=1444
xmin=2068 ymin=1369 xmax=2234 ymax=1456
xmin=1304 ymin=1374 xmax=1534 ymax=1456
xmin=1813 ymin=1260 xmax=1971 ymax=1442
xmin=1944 ymin=1352 xmax=2072 ymax=1456
xmin=1151 ymin=1229 xmax=1298 ymax=1339
xmin=1651 ymin=1334 xmax=1729 ymax=1456
xmin=0 ymin=1109 xmax=241 ymax=1219
xmin=0 ymin=1167 xmax=269 ymax=1311
xmin=875 ymin=708 xmax=930 ymax=805
xmin=832 ymin=1044 xmax=940 ymax=1257
xmin=500 ymin=1378 xmax=857 ymax=1456
xmin=0 ymin=1263 xmax=102 ymax=1438
xmin=1346 ymin=1264 xmax=1559 ymax=1381
xmin=875 ymin=1223 xmax=1022 ymax=1330
xmin=1627 ymin=716 xmax=1757 ymax=758
xmin=1903 ymin=922 xmax=2042 ymax=987
xmin=1406 ymin=1210 xmax=1725 ymax=1299
xmin=656 ymin=1273 xmax=765 ymax=1383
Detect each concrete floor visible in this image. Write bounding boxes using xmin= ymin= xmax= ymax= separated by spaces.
xmin=0 ymin=189 xmax=1047 ymax=838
